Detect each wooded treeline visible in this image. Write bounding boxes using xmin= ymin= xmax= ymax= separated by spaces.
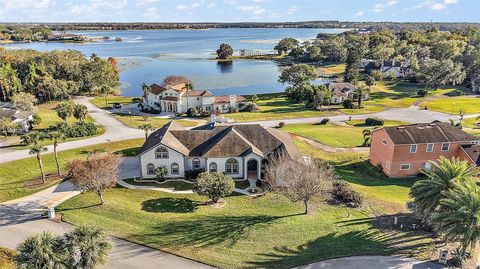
xmin=0 ymin=49 xmax=120 ymax=103
xmin=0 ymin=25 xmax=52 ymax=42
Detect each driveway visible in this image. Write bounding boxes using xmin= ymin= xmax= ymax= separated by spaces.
xmin=295 ymin=255 xmax=443 ymax=269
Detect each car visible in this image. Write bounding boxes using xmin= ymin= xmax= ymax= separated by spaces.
xmin=113 ymin=102 xmax=122 ymax=109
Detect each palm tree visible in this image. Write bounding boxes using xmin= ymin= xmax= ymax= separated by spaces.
xmin=141 ymin=83 xmax=149 ymax=99
xmin=362 ymin=128 xmax=378 ymax=146
xmin=183 ymin=82 xmax=194 ymax=113
xmin=410 ymin=157 xmax=476 ymax=219
xmin=73 ymin=104 xmax=88 ymax=122
xmin=15 ymin=231 xmax=64 ymax=269
xmin=64 ymin=225 xmax=112 ymax=269
xmin=47 ymin=130 xmax=66 ymax=176
xmin=138 ymin=123 xmax=154 ymax=140
xmin=30 ymin=144 xmax=48 ymax=184
xmin=434 ymin=180 xmax=480 ymax=255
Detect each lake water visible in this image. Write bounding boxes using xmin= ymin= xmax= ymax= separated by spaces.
xmin=0 ymin=28 xmax=346 ymax=96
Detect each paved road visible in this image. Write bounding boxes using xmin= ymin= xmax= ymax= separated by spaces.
xmin=0 ymin=96 xmax=144 ymax=164
xmin=295 ymin=255 xmax=443 ymax=269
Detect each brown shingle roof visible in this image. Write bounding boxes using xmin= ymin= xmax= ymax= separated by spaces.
xmin=462 ymin=144 xmax=480 ymax=166
xmin=214 ymin=95 xmax=247 ymax=104
xmin=328 ymin=83 xmax=358 ymax=97
xmin=382 ymin=122 xmax=480 ymax=144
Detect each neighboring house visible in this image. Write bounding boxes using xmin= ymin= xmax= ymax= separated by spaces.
xmin=143 ymin=82 xmax=247 ymax=113
xmin=370 ymin=122 xmax=480 ymax=178
xmin=136 ymin=121 xmax=301 ymax=180
xmin=0 ymin=105 xmax=34 ymax=133
xmin=471 ymin=72 xmax=480 ymax=93
xmin=327 ymin=83 xmax=369 ymax=105
xmin=380 ymin=59 xmax=412 ymax=78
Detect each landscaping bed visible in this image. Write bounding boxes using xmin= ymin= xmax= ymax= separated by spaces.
xmin=122 ymin=178 xmax=193 ymax=191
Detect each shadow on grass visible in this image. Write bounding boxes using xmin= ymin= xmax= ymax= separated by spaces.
xmin=142 ymin=197 xmax=199 ymax=213
xmin=56 ymin=203 xmax=100 ymax=212
xmin=137 ymin=213 xmax=302 ymax=248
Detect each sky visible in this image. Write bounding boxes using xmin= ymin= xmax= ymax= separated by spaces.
xmin=0 ymin=0 xmax=478 ymax=23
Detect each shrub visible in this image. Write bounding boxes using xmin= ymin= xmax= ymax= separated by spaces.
xmin=277 ymin=122 xmax=285 ymax=128
xmin=187 ymin=107 xmax=198 ymax=117
xmin=319 ymin=118 xmax=330 ymax=125
xmin=332 ymin=180 xmax=363 ymax=207
xmin=53 ymin=122 xmax=97 ymax=138
xmin=132 ymin=97 xmax=142 ymax=103
xmin=184 ymin=169 xmax=205 ymax=181
xmin=32 ymin=113 xmax=42 ymax=126
xmin=370 ymin=70 xmax=384 ymax=81
xmin=417 ymin=89 xmax=428 ymax=97
xmin=155 ymin=166 xmax=168 ymax=181
xmin=193 ymin=172 xmax=235 ymax=203
xmin=241 ymin=102 xmax=259 ymax=112
xmin=342 ymin=99 xmax=354 ymax=109
xmin=229 ymin=107 xmax=239 ymax=113
xmin=365 ymin=117 xmax=384 ymax=126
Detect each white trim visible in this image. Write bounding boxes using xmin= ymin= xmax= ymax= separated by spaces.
xmin=400 ymin=163 xmax=411 ymax=170
xmin=426 ymin=143 xmax=434 ymax=152
xmin=410 ymin=144 xmax=417 ymax=153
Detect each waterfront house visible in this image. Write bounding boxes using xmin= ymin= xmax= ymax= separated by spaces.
xmin=143 ymin=82 xmax=247 ymax=113
xmin=0 ymin=103 xmax=34 ymax=133
xmin=369 ymin=122 xmax=480 ymax=177
xmin=328 ymin=82 xmax=369 ymax=105
xmin=136 ymin=121 xmax=301 ymax=180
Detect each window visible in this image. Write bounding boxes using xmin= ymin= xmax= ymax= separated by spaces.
xmin=155 ymin=147 xmax=168 ymax=159
xmin=192 ymin=158 xmax=201 ymax=169
xmin=225 ymin=158 xmax=239 ymax=174
xmin=385 ymin=161 xmax=391 ymax=169
xmin=382 ymin=139 xmax=387 ymax=145
xmin=441 ymin=143 xmax=450 ymax=151
xmin=146 ymin=163 xmax=155 ymax=175
xmin=171 ymin=163 xmax=179 ymax=175
xmin=209 ymin=162 xmax=217 ymax=172
xmin=426 ymin=143 xmax=434 ymax=152
xmin=410 ymin=144 xmax=417 ymax=153
xmin=400 ymin=163 xmax=411 ymax=170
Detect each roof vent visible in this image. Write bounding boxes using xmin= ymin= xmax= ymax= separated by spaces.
xmin=397 ymin=127 xmax=405 ymax=130
xmin=429 ymin=123 xmax=438 ymax=126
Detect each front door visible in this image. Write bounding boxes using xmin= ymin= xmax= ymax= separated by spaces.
xmin=247 ymin=159 xmax=258 ymax=179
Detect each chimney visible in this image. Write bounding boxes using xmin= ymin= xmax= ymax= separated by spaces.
xmin=229 ymin=95 xmax=236 ymax=108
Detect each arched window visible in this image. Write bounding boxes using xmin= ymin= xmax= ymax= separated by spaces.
xmin=146 ymin=163 xmax=155 ymax=175
xmin=155 ymin=147 xmax=168 ymax=159
xmin=171 ymin=163 xmax=179 ymax=175
xmin=225 ymin=158 xmax=239 ymax=174
xmin=209 ymin=162 xmax=217 ymax=173
xmin=192 ymin=158 xmax=201 ymax=169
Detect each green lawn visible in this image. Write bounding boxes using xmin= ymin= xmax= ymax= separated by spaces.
xmin=229 ymin=93 xmax=333 ymax=122
xmin=112 ymin=114 xmax=199 ymax=129
xmin=90 ymin=95 xmax=137 ymax=109
xmin=421 ymin=96 xmax=480 ymax=115
xmin=339 ymin=104 xmax=386 ymax=115
xmin=0 ymin=139 xmax=143 ymax=203
xmin=282 ymin=123 xmax=365 ymax=148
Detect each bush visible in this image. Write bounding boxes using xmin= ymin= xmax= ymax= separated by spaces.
xmin=31 ymin=113 xmax=42 ymax=126
xmin=386 ymin=71 xmax=397 ymax=81
xmin=365 ymin=117 xmax=384 ymax=126
xmin=417 ymin=89 xmax=428 ymax=97
xmin=241 ymin=102 xmax=259 ymax=112
xmin=370 ymin=70 xmax=384 ymax=81
xmin=193 ymin=172 xmax=235 ymax=203
xmin=277 ymin=122 xmax=285 ymax=128
xmin=187 ymin=107 xmax=198 ymax=117
xmin=132 ymin=97 xmax=142 ymax=103
xmin=332 ymin=180 xmax=363 ymax=207
xmin=318 ymin=118 xmax=330 ymax=125
xmin=229 ymin=107 xmax=239 ymax=113
xmin=342 ymin=99 xmax=354 ymax=109
xmin=155 ymin=166 xmax=168 ymax=181
xmin=51 ymin=122 xmax=98 ymax=138
xmin=184 ymin=169 xmax=205 ymax=181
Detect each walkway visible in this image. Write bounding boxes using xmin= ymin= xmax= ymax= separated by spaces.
xmin=295 ymin=255 xmax=443 ymax=269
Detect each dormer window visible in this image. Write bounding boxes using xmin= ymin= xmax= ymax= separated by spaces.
xmin=410 ymin=144 xmax=417 ymax=153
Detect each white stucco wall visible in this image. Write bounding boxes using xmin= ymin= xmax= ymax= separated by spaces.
xmin=185 ymin=157 xmax=207 ymax=170
xmin=140 ymin=144 xmax=186 ymax=178
xmin=206 ymin=157 xmax=244 ymax=178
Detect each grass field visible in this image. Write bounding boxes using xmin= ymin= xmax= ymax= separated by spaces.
xmin=0 ymin=247 xmax=15 ymax=269
xmin=421 ymin=96 xmax=480 ymax=115
xmin=0 ymin=139 xmax=143 ymax=203
xmin=282 ymin=123 xmax=365 ymax=148
xmin=318 ymin=63 xmax=346 ymax=77
xmin=112 ymin=114 xmax=200 ymax=129
xmin=90 ymin=95 xmax=137 ymax=109
xmin=339 ymin=104 xmax=386 ymax=115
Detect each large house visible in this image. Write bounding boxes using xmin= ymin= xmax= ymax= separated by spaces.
xmin=327 ymin=83 xmax=369 ymax=105
xmin=143 ymin=82 xmax=247 ymax=114
xmin=370 ymin=122 xmax=480 ymax=177
xmin=136 ymin=121 xmax=301 ymax=180
xmin=0 ymin=102 xmax=34 ymax=133
xmin=380 ymin=59 xmax=412 ymax=78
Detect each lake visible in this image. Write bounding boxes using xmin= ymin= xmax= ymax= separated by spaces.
xmin=0 ymin=28 xmax=346 ymax=96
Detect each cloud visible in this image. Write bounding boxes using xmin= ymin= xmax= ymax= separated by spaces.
xmin=208 ymin=3 xmax=215 ymax=8
xmin=414 ymin=0 xmax=459 ymax=11
xmin=136 ymin=0 xmax=157 ymax=6
xmin=355 ymin=11 xmax=364 ymax=16
xmin=236 ymin=5 xmax=266 ymax=15
xmin=69 ymin=0 xmax=128 ymax=17
xmin=373 ymin=0 xmax=399 ymax=12
xmin=176 ymin=4 xmax=189 ymax=10
xmin=287 ymin=6 xmax=298 ymax=15
xmin=224 ymin=0 xmax=236 ymax=5
xmin=143 ymin=6 xmax=159 ymax=19
xmin=2 ymin=0 xmax=54 ymax=10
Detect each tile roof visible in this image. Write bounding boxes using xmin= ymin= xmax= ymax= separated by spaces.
xmin=184 ymin=90 xmax=214 ymax=97
xmin=381 ymin=122 xmax=480 ymax=145
xmin=149 ymin=83 xmax=168 ymax=95
xmin=160 ymin=96 xmax=179 ymax=101
xmin=214 ymin=95 xmax=247 ymax=104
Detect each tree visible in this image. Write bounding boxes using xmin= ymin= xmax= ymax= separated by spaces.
xmin=434 ymin=180 xmax=480 ymax=256
xmin=274 ymin=37 xmax=299 ymax=55
xmin=73 ymin=104 xmax=88 ymax=122
xmin=410 ymin=157 xmax=476 ymax=220
xmin=15 ymin=231 xmax=64 ymax=269
xmin=193 ymin=172 xmax=235 ymax=203
xmin=11 ymin=92 xmax=37 ymax=111
xmin=29 ymin=144 xmax=48 ymax=184
xmin=162 ymin=75 xmax=192 ymax=86
xmin=138 ymin=123 xmax=154 ymax=140
xmin=183 ymin=82 xmax=194 ymax=112
xmin=0 ymin=62 xmax=23 ymax=102
xmin=344 ymin=47 xmax=361 ymax=83
xmin=67 ymin=153 xmax=122 ymax=205
xmin=46 ymin=130 xmax=66 ymax=176
xmin=155 ymin=166 xmax=168 ymax=181
xmin=370 ymin=70 xmax=384 ymax=81
xmin=0 ymin=117 xmax=18 ymax=137
xmin=278 ymin=64 xmax=317 ymax=87
xmin=265 ymin=155 xmax=334 ymax=214
xmin=356 ymin=85 xmax=369 ymax=108
xmin=250 ymin=94 xmax=259 ymax=104
xmin=362 ymin=129 xmax=373 ymax=146
xmin=342 ymin=99 xmax=354 ymax=109
xmin=417 ymin=59 xmax=466 ymax=90
xmin=365 ymin=75 xmax=376 ymax=89
xmin=56 ymin=102 xmax=73 ymax=122
xmin=63 ymin=225 xmax=112 ymax=269
xmin=216 ymin=43 xmax=233 ymax=59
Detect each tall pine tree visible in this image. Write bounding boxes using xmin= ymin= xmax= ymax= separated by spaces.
xmin=344 ymin=47 xmax=361 ymax=83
